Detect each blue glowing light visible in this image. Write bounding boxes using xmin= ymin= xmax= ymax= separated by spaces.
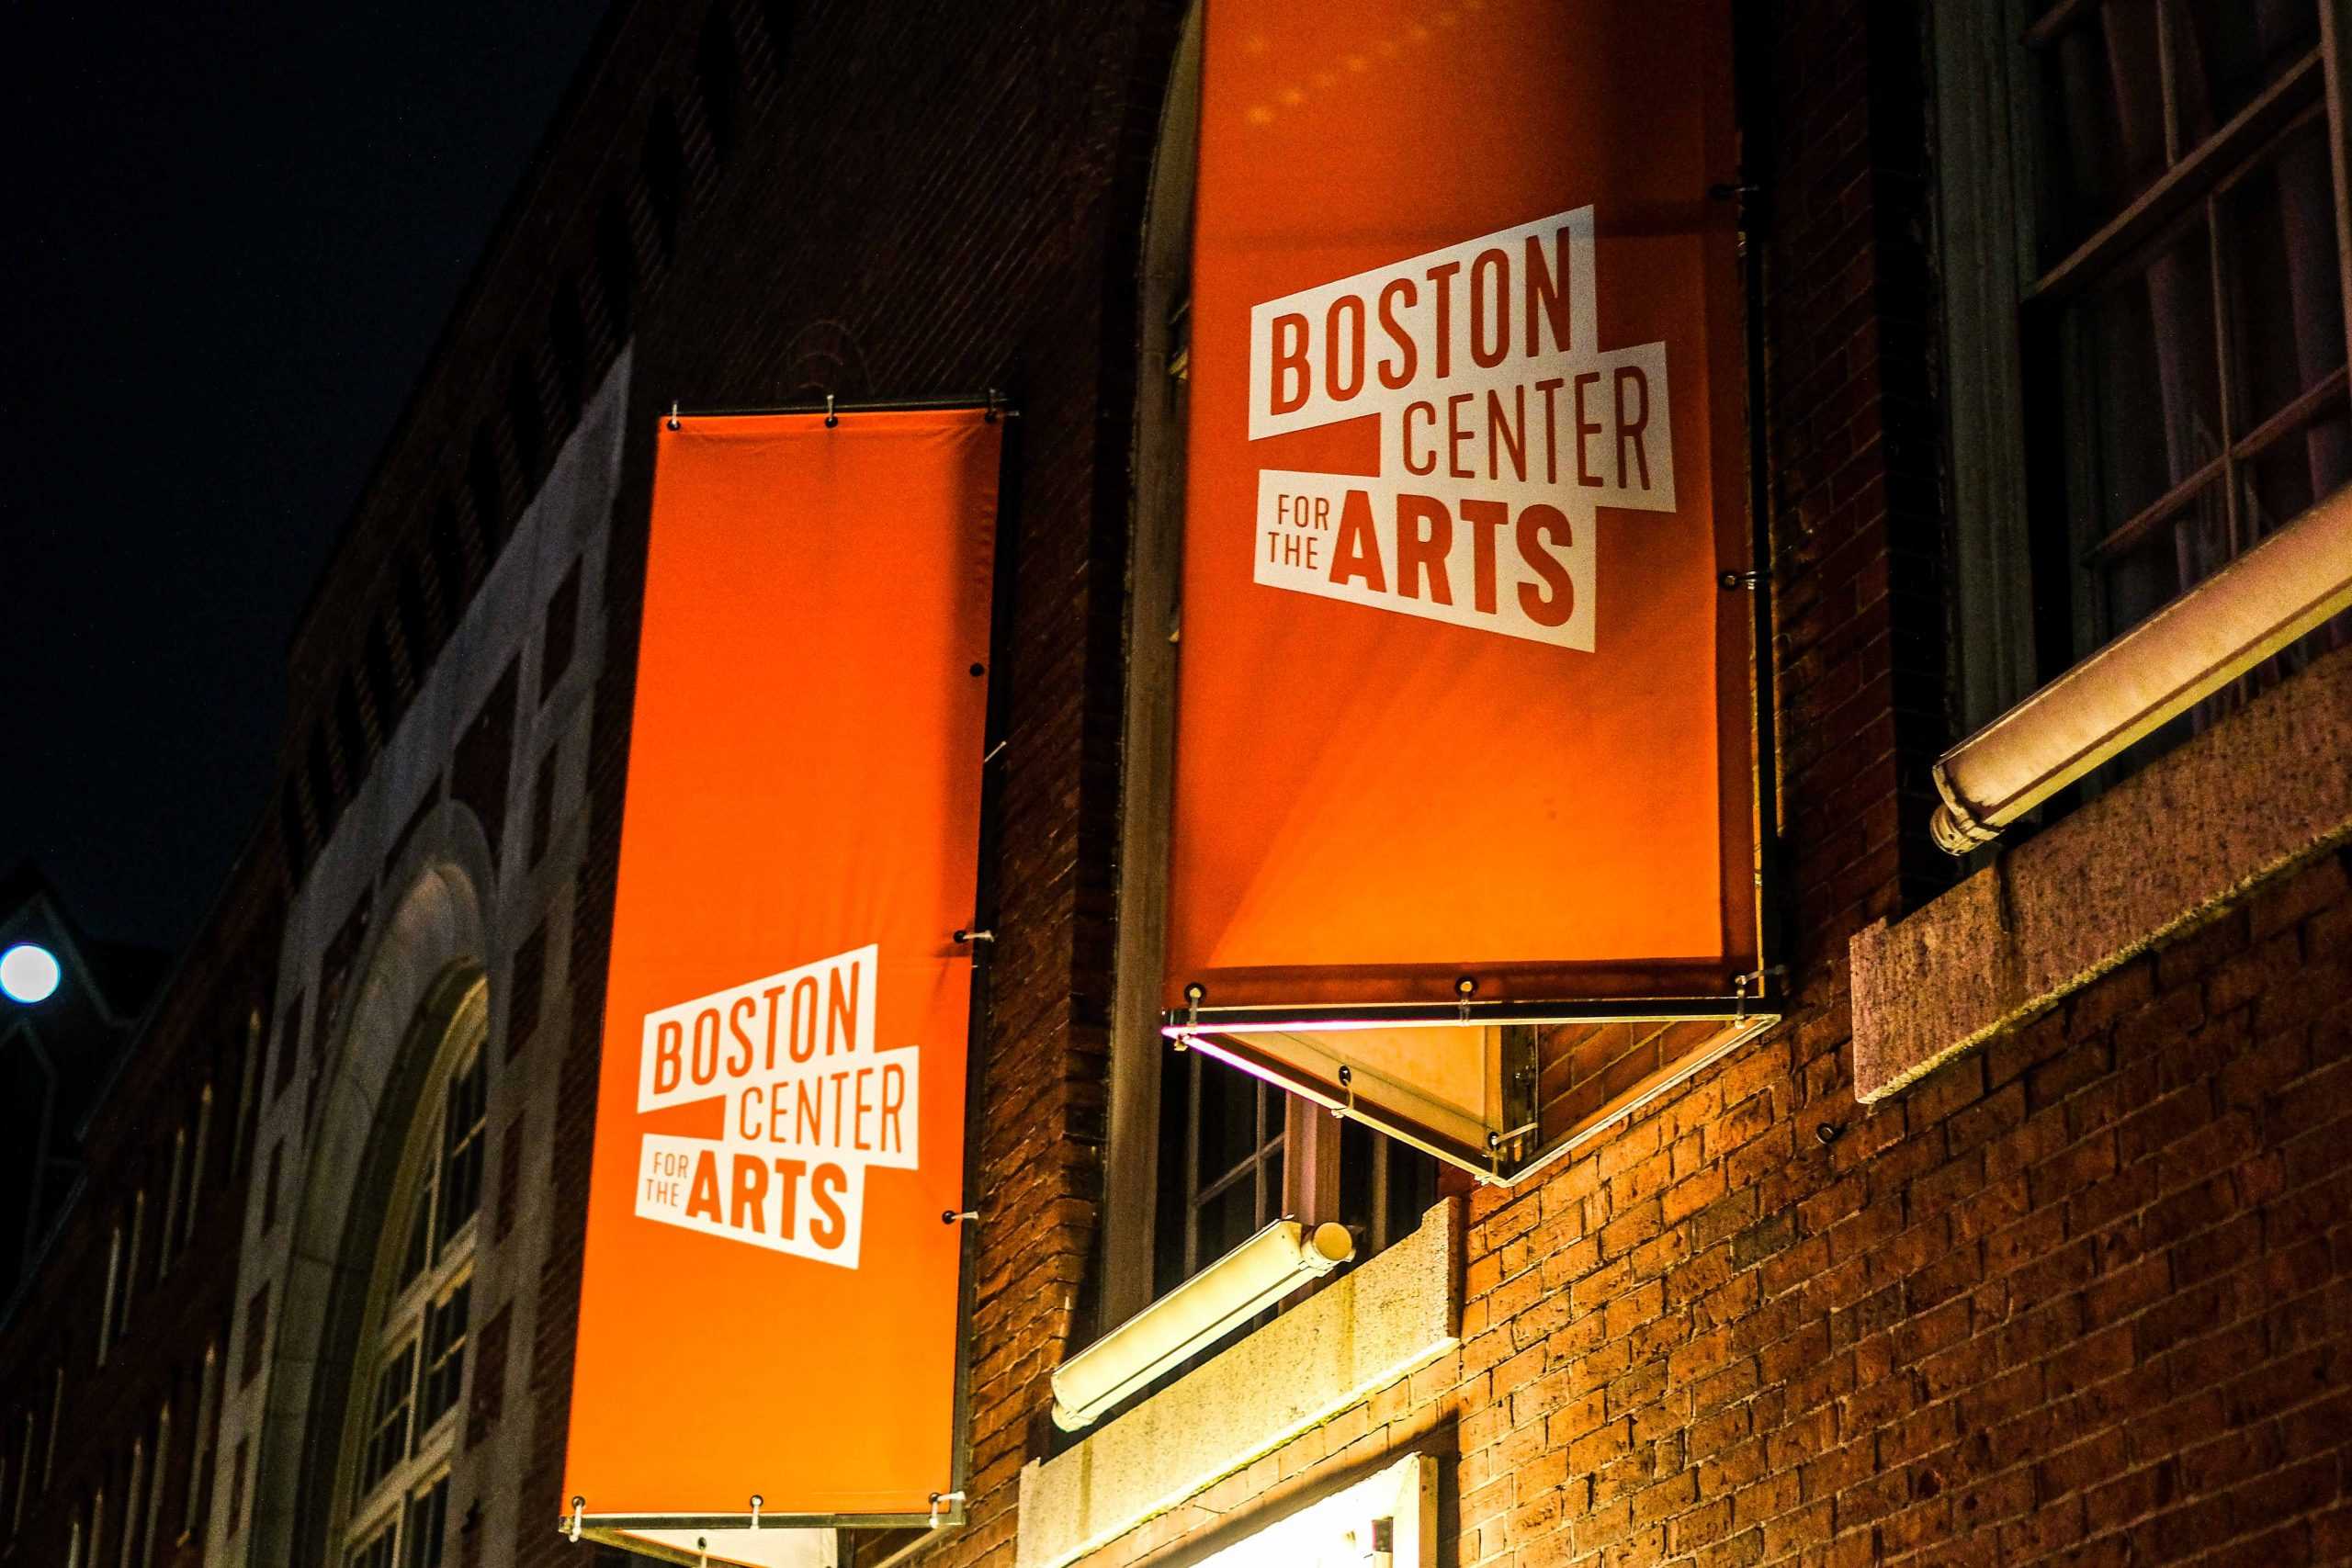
xmin=0 ymin=943 xmax=62 ymax=1004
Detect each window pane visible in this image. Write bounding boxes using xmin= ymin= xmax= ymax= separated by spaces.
xmin=349 ymin=1518 xmax=398 ymax=1568
xmin=435 ymin=1054 xmax=487 ymax=1252
xmin=359 ymin=1343 xmax=416 ymax=1496
xmin=1153 ymin=1049 xmax=1190 ymax=1297
xmin=420 ymin=1284 xmax=470 ymax=1428
xmin=1193 ymin=1057 xmax=1257 ymax=1186
xmin=1340 ymin=1119 xmax=1374 ymax=1235
xmin=2066 ymin=220 xmax=2222 ymax=549
xmin=399 ymin=1185 xmax=432 ymax=1290
xmin=1194 ymin=1172 xmax=1259 ymax=1265
xmin=1384 ymin=1141 xmax=1437 ymax=1245
xmin=401 ymin=1477 xmax=448 ymax=1568
xmin=2244 ymin=402 xmax=2352 ymax=537
xmin=2037 ymin=0 xmax=2166 ymax=257
xmin=2175 ymin=0 xmax=2319 ymax=144
xmin=2224 ymin=118 xmax=2346 ymax=435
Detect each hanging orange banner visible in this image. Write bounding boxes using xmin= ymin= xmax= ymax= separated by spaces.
xmin=1168 ymin=0 xmax=1758 ymax=1022
xmin=565 ymin=409 xmax=998 ymax=1562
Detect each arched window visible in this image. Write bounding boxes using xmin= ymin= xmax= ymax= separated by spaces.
xmin=333 ymin=978 xmax=490 ymax=1568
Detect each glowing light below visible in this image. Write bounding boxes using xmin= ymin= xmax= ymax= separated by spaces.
xmin=0 ymin=943 xmax=62 ymax=1004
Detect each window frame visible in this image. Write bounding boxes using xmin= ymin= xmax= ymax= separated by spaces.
xmin=1937 ymin=0 xmax=2352 ymax=739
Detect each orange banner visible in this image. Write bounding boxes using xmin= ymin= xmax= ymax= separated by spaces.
xmin=1168 ymin=0 xmax=1756 ymax=1017
xmin=564 ymin=410 xmax=996 ymax=1554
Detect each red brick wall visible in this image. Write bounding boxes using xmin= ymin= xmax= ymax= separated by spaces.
xmin=95 ymin=0 xmax=2347 ymax=1564
xmin=1068 ymin=850 xmax=2349 ymax=1567
xmin=503 ymin=5 xmax=1189 ymax=1565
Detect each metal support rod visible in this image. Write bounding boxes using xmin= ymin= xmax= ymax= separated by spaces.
xmin=662 ymin=390 xmax=1019 ymax=420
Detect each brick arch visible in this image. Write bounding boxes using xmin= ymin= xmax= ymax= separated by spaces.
xmin=243 ymin=809 xmax=495 ymax=1568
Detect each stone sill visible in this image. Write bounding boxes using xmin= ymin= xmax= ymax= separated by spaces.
xmin=1852 ymin=640 xmax=2352 ymax=1102
xmin=1013 ymin=1199 xmax=1459 ymax=1568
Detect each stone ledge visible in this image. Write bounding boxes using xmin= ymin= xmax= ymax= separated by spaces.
xmin=1013 ymin=1199 xmax=1460 ymax=1568
xmin=1852 ymin=641 xmax=2352 ymax=1102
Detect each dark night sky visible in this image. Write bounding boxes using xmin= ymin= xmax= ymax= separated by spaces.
xmin=2 ymin=3 xmax=613 ymax=954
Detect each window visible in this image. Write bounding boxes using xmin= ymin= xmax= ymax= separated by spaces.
xmin=186 ymin=1344 xmax=219 ymax=1539
xmin=1154 ymin=1051 xmax=1285 ymax=1294
xmin=1943 ymin=1 xmax=2352 ymax=749
xmin=158 ymin=1128 xmax=187 ymax=1280
xmin=119 ymin=1191 xmax=146 ymax=1340
xmin=348 ymin=1517 xmax=397 ymax=1568
xmin=141 ymin=1405 xmax=167 ymax=1568
xmin=335 ymin=980 xmax=489 ymax=1568
xmin=419 ymin=1285 xmax=469 ymax=1429
xmin=262 ymin=1142 xmax=284 ymax=1235
xmin=119 ymin=1439 xmax=144 ymax=1568
xmin=1153 ymin=1051 xmax=1437 ymax=1300
xmin=45 ymin=1366 xmax=61 ymax=1487
xmin=357 ymin=1343 xmax=416 ymax=1497
xmin=225 ymin=1439 xmax=246 ymax=1535
xmin=97 ymin=1224 xmax=122 ymax=1368
xmin=401 ymin=1474 xmax=449 ymax=1568
xmin=195 ymin=1079 xmax=216 ymax=1240
xmin=240 ymin=1287 xmax=268 ymax=1390
xmin=13 ymin=1409 xmax=28 ymax=1532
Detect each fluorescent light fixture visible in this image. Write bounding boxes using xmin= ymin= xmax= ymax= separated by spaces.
xmin=1051 ymin=1218 xmax=1354 ymax=1431
xmin=0 ymin=943 xmax=61 ymax=1004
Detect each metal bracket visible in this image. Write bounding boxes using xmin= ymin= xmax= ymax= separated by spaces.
xmin=1720 ymin=570 xmax=1763 ymax=591
xmin=748 ymin=1495 xmax=763 ymax=1529
xmin=666 ymin=401 xmax=682 ymax=431
xmin=1498 ymin=1024 xmax=1540 ymax=1167
xmin=942 ymin=1208 xmax=979 ymax=1224
xmin=1456 ymin=976 xmax=1476 ymax=1022
xmin=929 ymin=1490 xmax=966 ymax=1529
xmin=568 ymin=1498 xmax=583 ymax=1543
xmin=1732 ymin=965 xmax=1788 ymax=1019
xmin=953 ymin=928 xmax=995 ymax=944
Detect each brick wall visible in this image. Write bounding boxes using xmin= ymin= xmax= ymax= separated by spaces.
xmin=511 ymin=5 xmax=1188 ymax=1565
xmin=1062 ymin=850 xmax=2349 ymax=1567
xmin=0 ymin=840 xmax=280 ymax=1567
xmin=92 ymin=0 xmax=2346 ymax=1564
xmin=1027 ymin=1 xmax=2352 ymax=1563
